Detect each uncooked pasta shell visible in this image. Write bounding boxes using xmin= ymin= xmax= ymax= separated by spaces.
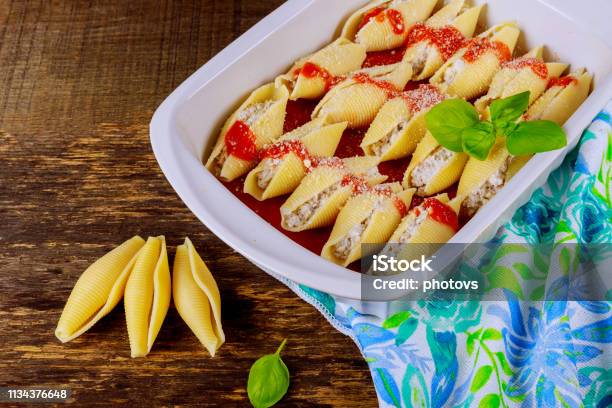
xmin=173 ymin=238 xmax=225 ymax=357
xmin=55 ymin=236 xmax=146 ymax=343
xmin=124 ymin=236 xmax=171 ymax=358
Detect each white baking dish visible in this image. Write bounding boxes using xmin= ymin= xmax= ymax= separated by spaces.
xmin=151 ymin=0 xmax=612 ymax=302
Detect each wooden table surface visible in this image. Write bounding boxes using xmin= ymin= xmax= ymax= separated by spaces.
xmin=0 ymin=1 xmax=378 ymax=406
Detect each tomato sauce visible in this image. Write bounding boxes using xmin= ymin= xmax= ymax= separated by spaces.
xmin=547 ymin=75 xmax=578 ymax=89
xmin=219 ymin=51 xmax=462 ymax=269
xmin=405 ymin=23 xmax=467 ymax=61
xmin=423 ymin=198 xmax=459 ymax=231
xmin=225 ymin=121 xmax=258 ymax=161
xmin=503 ymin=57 xmax=548 ymax=80
xmin=463 ymin=37 xmax=511 ymax=64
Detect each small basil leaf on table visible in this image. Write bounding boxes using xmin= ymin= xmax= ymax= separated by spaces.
xmin=490 ymin=91 xmax=530 ymax=126
xmin=461 ymin=122 xmax=496 ymax=160
xmin=247 ymin=339 xmax=290 ymax=408
xmin=426 ymin=99 xmax=480 ymax=152
xmin=506 ymin=120 xmax=567 ymax=155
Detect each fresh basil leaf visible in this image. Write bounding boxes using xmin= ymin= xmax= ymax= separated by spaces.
xmin=461 ymin=122 xmax=495 ymax=160
xmin=247 ymin=339 xmax=290 ymax=408
xmin=426 ymin=99 xmax=480 ymax=152
xmin=490 ymin=91 xmax=530 ymax=127
xmin=506 ymin=120 xmax=567 ymax=155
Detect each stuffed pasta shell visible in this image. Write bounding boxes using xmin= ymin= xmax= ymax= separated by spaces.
xmin=280 ymin=156 xmax=386 ymax=232
xmin=475 ymin=46 xmax=568 ymax=115
xmin=55 ymin=236 xmax=145 ymax=343
xmin=321 ymin=183 xmax=415 ymax=266
xmin=341 ymin=0 xmax=438 ymax=52
xmin=361 ymin=84 xmax=446 ymax=161
xmin=124 ymin=236 xmax=171 ymax=358
xmin=206 ymin=83 xmax=289 ymax=181
xmin=244 ymin=119 xmax=347 ymax=200
xmin=430 ymin=22 xmax=520 ymax=100
xmin=389 ymin=194 xmax=460 ymax=245
xmin=456 ymin=139 xmax=514 ymax=217
xmin=403 ymin=1 xmax=483 ymax=80
xmin=173 ymin=237 xmax=225 ymax=357
xmin=312 ymin=62 xmax=413 ymax=128
xmin=402 ymin=131 xmax=469 ymax=196
xmin=525 ymin=68 xmax=592 ymax=125
xmin=276 ymin=38 xmax=366 ymax=100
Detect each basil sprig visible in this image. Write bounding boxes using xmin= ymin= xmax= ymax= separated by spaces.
xmin=247 ymin=339 xmax=290 ymax=408
xmin=425 ymin=91 xmax=567 ymax=160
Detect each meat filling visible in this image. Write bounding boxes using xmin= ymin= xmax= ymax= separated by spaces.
xmin=283 ymin=182 xmax=341 ymax=229
xmin=256 ymin=158 xmax=282 ymax=190
xmin=410 ymin=147 xmax=454 ymax=194
xmin=371 ymin=119 xmax=410 ymax=156
xmin=333 ymin=216 xmax=370 ymax=260
xmin=443 ymin=59 xmax=465 ymax=85
xmin=463 ymin=156 xmax=512 ymax=216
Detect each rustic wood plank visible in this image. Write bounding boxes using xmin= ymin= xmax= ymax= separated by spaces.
xmin=0 ymin=1 xmax=378 ymax=406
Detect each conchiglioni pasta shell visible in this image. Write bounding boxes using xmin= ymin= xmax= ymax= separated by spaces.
xmin=205 ymin=83 xmax=289 ymax=181
xmin=299 ymin=121 xmax=347 ymax=157
xmin=431 ymin=23 xmax=520 ymax=99
xmin=408 ymin=4 xmax=483 ymax=80
xmin=341 ymin=0 xmax=391 ymax=42
xmin=55 ymin=236 xmax=145 ymax=343
xmin=282 ymin=184 xmax=353 ymax=232
xmin=507 ymin=154 xmax=532 ymax=181
xmin=244 ymin=121 xmax=346 ymax=200
xmin=313 ymin=62 xmax=413 ymax=128
xmin=124 ymin=236 xmax=171 ymax=358
xmin=476 ymin=51 xmax=568 ymax=114
xmin=281 ymin=166 xmax=344 ymax=214
xmin=402 ymin=130 xmax=439 ymax=183
xmin=244 ymin=153 xmax=305 ymax=201
xmin=362 ymin=97 xmax=409 ymax=149
xmin=173 ymin=238 xmax=225 ymax=357
xmin=280 ymin=159 xmax=385 ymax=231
xmin=526 ymin=69 xmax=592 ymax=125
xmin=354 ymin=0 xmax=438 ymax=51
xmin=342 ymin=155 xmax=383 ymax=174
xmin=403 ymin=134 xmax=469 ymax=195
xmin=424 ymin=0 xmax=466 ymax=27
xmin=322 ymin=185 xmax=414 ymax=266
xmin=287 ymin=39 xmax=367 ymax=100
xmin=362 ymin=98 xmax=429 ymax=161
xmin=457 ymin=140 xmax=509 ymax=197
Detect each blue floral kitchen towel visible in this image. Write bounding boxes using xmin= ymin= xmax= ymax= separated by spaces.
xmin=279 ymin=100 xmax=612 ymax=407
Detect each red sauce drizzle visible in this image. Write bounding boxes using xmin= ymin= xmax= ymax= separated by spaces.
xmin=225 ymin=121 xmax=258 ymax=161
xmin=547 ymin=75 xmax=578 ymax=89
xmin=405 ymin=23 xmax=467 ymax=61
xmin=353 ymin=72 xmax=401 ymax=98
xmin=358 ymin=6 xmax=405 ymax=35
xmin=259 ymin=139 xmax=310 ymax=161
xmin=386 ymin=9 xmax=406 ymax=35
xmin=362 ymin=48 xmax=405 ymax=68
xmin=423 ymin=198 xmax=459 ymax=231
xmin=220 ymin=97 xmax=463 ymax=270
xmin=463 ymin=38 xmax=512 ymax=64
xmin=296 ymin=62 xmax=346 ymax=92
xmin=502 ymin=57 xmax=548 ymax=79
xmin=358 ymin=6 xmax=388 ymax=30
xmin=401 ymin=84 xmax=446 ymax=113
